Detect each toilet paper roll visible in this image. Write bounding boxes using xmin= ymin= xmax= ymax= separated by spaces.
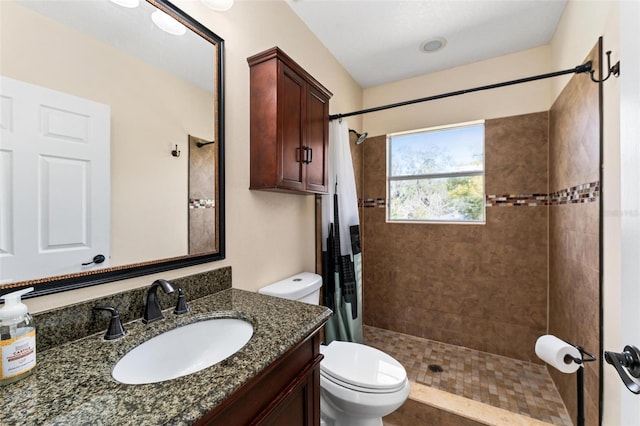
xmin=535 ymin=335 xmax=581 ymax=374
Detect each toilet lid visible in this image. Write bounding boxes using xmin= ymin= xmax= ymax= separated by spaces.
xmin=320 ymin=341 xmax=407 ymax=391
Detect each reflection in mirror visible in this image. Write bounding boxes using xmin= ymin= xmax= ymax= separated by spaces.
xmin=0 ymin=0 xmax=225 ymax=296
xmin=188 ymin=135 xmax=217 ymax=254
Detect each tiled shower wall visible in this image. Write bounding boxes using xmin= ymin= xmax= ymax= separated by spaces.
xmin=361 ymin=112 xmax=550 ymax=363
xmin=189 ymin=136 xmax=217 ymax=254
xmin=548 ymin=44 xmax=600 ymax=426
xmin=356 ymin=43 xmax=601 ymax=425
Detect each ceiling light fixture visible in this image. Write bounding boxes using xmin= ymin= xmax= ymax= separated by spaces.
xmin=151 ymin=10 xmax=186 ymax=36
xmin=420 ymin=37 xmax=447 ymax=53
xmin=109 ymin=0 xmax=140 ymax=7
xmin=200 ymin=0 xmax=234 ymax=12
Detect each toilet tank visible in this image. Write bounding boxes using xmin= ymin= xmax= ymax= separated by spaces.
xmin=258 ymin=272 xmax=322 ymax=305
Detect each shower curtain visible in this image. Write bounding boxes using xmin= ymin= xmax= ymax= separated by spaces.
xmin=321 ymin=120 xmax=363 ymax=344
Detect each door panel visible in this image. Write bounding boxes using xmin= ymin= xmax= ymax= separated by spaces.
xmin=279 ymin=64 xmax=305 ymax=191
xmin=0 ymin=150 xmax=14 ymax=263
xmin=619 ymin=1 xmax=640 ymax=422
xmin=39 ymin=156 xmax=89 ymax=249
xmin=40 ymin=105 xmax=90 ymax=143
xmin=305 ymin=87 xmax=328 ymax=193
xmin=0 ymin=76 xmax=110 ymax=284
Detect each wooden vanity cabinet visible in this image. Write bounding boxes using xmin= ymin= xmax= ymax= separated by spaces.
xmin=248 ymin=47 xmax=332 ymax=194
xmin=196 ymin=331 xmax=323 ymax=426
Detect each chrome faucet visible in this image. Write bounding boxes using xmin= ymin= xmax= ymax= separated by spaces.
xmin=143 ymin=279 xmax=175 ymax=324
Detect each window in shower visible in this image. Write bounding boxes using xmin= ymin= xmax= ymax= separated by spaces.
xmin=387 ymin=120 xmax=485 ymax=223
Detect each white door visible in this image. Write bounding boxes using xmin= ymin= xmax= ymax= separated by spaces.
xmin=619 ymin=1 xmax=640 ymax=424
xmin=0 ymin=76 xmax=110 ymax=284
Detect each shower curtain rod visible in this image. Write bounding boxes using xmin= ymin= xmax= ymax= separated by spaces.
xmin=329 ymin=61 xmax=594 ymax=121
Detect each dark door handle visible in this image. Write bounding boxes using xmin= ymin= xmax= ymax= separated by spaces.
xmin=82 ymin=254 xmax=106 ymax=266
xmin=604 ymin=345 xmax=640 ymax=394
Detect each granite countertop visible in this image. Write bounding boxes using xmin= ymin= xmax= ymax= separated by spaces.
xmin=0 ymin=289 xmax=331 ymax=425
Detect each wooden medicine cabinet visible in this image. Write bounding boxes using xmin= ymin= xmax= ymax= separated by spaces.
xmin=248 ymin=47 xmax=332 ymax=194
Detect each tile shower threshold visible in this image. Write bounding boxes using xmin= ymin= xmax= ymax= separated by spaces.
xmin=408 ymin=381 xmax=556 ymax=426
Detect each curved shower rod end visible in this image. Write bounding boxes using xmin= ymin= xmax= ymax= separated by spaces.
xmin=589 ymin=51 xmax=621 ymax=83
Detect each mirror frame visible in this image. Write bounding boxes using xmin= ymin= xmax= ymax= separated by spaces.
xmin=1 ymin=0 xmax=225 ymax=298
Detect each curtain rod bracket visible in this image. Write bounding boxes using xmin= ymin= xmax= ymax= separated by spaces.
xmin=589 ymin=51 xmax=620 ymax=83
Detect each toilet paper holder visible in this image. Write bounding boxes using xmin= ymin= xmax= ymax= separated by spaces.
xmin=567 ymin=344 xmax=597 ymax=426
xmin=564 ymin=344 xmax=597 ymax=366
xmin=573 ymin=344 xmax=597 ymax=426
xmin=537 ymin=340 xmax=596 ymax=426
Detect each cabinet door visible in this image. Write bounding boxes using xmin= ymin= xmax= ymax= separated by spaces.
xmin=305 ymin=86 xmax=329 ymax=193
xmin=304 ymin=86 xmax=329 ymax=193
xmin=278 ymin=64 xmax=305 ymax=192
xmin=260 ymin=373 xmax=314 ymax=426
xmin=195 ymin=334 xmax=322 ymax=426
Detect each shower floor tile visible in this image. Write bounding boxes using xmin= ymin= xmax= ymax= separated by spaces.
xmin=364 ymin=326 xmax=572 ymax=426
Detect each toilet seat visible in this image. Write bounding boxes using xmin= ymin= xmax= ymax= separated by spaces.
xmin=320 ymin=341 xmax=407 ymax=394
xmin=320 ymin=369 xmax=408 ymax=394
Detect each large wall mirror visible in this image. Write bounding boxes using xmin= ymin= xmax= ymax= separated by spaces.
xmin=0 ymin=0 xmax=225 ymax=297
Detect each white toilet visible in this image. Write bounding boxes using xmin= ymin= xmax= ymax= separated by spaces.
xmin=259 ymin=273 xmax=410 ymax=426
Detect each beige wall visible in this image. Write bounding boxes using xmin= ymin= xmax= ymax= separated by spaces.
xmin=549 ymin=2 xmax=622 ymax=425
xmin=171 ymin=0 xmax=362 ymax=290
xmin=19 ymin=0 xmax=362 ymax=313
xmin=362 ymin=45 xmax=552 ymax=137
xmin=549 ymin=1 xmax=620 ymax=100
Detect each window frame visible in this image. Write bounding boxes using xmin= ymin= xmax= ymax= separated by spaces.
xmin=386 ymin=120 xmax=486 ymax=225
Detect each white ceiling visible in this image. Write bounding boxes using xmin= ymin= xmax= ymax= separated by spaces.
xmin=286 ymin=0 xmax=568 ymax=88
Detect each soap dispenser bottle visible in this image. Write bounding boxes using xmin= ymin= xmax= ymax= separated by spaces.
xmin=0 ymin=287 xmax=36 ymax=385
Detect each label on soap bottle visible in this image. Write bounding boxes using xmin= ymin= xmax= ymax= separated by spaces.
xmin=1 ymin=330 xmax=36 ymax=380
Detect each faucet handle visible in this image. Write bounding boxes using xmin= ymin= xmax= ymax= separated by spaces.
xmin=174 ymin=287 xmax=189 ymax=315
xmin=93 ymin=306 xmax=126 ymax=340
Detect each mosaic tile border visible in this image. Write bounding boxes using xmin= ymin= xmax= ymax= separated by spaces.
xmin=548 ymin=181 xmax=600 ymax=205
xmin=361 ymin=198 xmax=387 ymax=208
xmin=360 ymin=181 xmax=600 ymax=208
xmin=189 ymin=198 xmax=215 ymax=209
xmin=485 ymin=193 xmax=548 ymax=207
xmin=486 ymin=181 xmax=600 ymax=207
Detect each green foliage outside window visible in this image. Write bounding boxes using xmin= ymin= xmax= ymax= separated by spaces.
xmin=388 ymin=122 xmax=485 ymax=223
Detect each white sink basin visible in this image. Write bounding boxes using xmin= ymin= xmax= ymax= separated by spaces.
xmin=112 ymin=318 xmax=253 ymax=384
